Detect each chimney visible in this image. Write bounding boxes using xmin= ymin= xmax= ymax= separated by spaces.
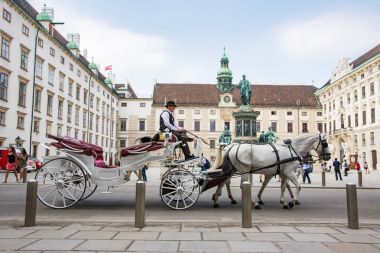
xmin=83 ymin=49 xmax=88 ymax=59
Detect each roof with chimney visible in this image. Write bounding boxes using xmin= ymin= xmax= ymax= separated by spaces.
xmin=153 ymin=83 xmax=320 ymax=107
xmin=11 ymin=0 xmax=115 ymax=94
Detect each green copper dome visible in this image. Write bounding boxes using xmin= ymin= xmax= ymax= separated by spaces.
xmin=216 ymin=47 xmax=233 ymax=93
xmin=217 ymin=66 xmax=232 ymax=76
xmin=88 ymin=62 xmax=97 ymax=70
xmin=104 ymin=78 xmax=113 ymax=87
xmin=66 ymin=41 xmax=79 ymax=50
xmin=36 ymin=11 xmax=52 ymax=22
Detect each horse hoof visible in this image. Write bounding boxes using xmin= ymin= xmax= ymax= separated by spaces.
xmin=258 ymin=200 xmax=264 ymax=205
xmin=282 ymin=205 xmax=289 ymax=209
xmin=295 ymin=200 xmax=300 ymax=205
xmin=231 ymin=200 xmax=237 ymax=204
xmin=288 ymin=202 xmax=294 ymax=209
xmin=254 ymin=205 xmax=261 ymax=210
xmin=213 ymin=204 xmax=220 ymax=208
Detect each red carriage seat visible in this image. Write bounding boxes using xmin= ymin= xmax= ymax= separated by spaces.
xmin=120 ymin=142 xmax=164 ymax=157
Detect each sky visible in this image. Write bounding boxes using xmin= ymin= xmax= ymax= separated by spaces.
xmin=28 ymin=0 xmax=380 ymax=96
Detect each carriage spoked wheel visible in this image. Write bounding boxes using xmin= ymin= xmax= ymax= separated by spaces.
xmin=64 ymin=173 xmax=97 ymax=201
xmin=35 ymin=158 xmax=86 ymax=209
xmin=160 ymin=168 xmax=200 ymax=210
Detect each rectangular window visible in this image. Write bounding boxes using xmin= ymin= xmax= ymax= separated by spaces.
xmin=140 ymin=102 xmax=146 ymax=107
xmin=333 ymin=120 xmax=336 ymax=131
xmin=121 ymin=102 xmax=127 ymax=107
xmin=37 ymin=38 xmax=43 ymax=47
xmin=0 ymin=72 xmax=8 ymax=100
xmin=178 ymin=120 xmax=184 ymax=128
xmin=354 ymin=90 xmax=358 ymax=102
xmin=0 ymin=111 xmax=5 ymax=125
xmin=68 ymin=79 xmax=73 ymax=96
xmin=96 ymin=117 xmax=99 ymax=132
xmin=369 ymin=83 xmax=375 ymax=97
xmin=194 ymin=110 xmax=200 ymax=115
xmin=371 ymin=108 xmax=375 ymax=123
xmin=90 ymin=94 xmax=94 ymax=108
xmin=89 ymin=113 xmax=94 ymax=130
xmin=67 ymin=104 xmax=72 ymax=123
xmin=178 ymin=110 xmax=184 ymax=114
xmin=194 ymin=121 xmax=200 ymax=131
xmin=302 ymin=112 xmax=307 ymax=116
xmin=69 ymin=63 xmax=73 ymax=71
xmin=83 ymin=111 xmax=87 ymax=128
xmin=210 ymin=121 xmax=216 ymax=132
xmin=317 ymin=123 xmax=323 ymax=133
xmin=340 ymin=97 xmax=343 ymax=107
xmin=47 ymin=94 xmax=53 ymax=116
xmin=120 ymin=140 xmax=126 ymax=148
xmin=287 ymin=122 xmax=293 ymax=133
xmin=271 ymin=111 xmax=276 ymax=116
xmin=48 ymin=65 xmax=55 ymax=85
xmin=33 ymin=119 xmax=40 ymax=132
xmin=271 ymin=122 xmax=277 ymax=132
xmin=75 ymin=106 xmax=80 ymax=126
xmin=22 ymin=24 xmax=29 ymax=36
xmin=58 ymin=100 xmax=63 ymax=120
xmin=287 ymin=111 xmax=292 ymax=116
xmin=347 ymin=93 xmax=351 ymax=104
xmin=59 ymin=72 xmax=65 ymax=91
xmin=120 ymin=119 xmax=127 ymax=131
xmin=355 ymin=113 xmax=358 ymax=127
xmin=302 ymin=123 xmax=308 ymax=133
xmin=60 ymin=56 xmax=65 ymax=64
xmin=1 ymin=37 xmax=10 ymax=59
xmin=348 ymin=115 xmax=351 ymax=127
xmin=210 ymin=140 xmax=216 ymax=149
xmin=370 ymin=132 xmax=375 ymax=145
xmin=362 ymin=111 xmax=366 ymax=125
xmin=34 ymin=89 xmax=41 ymax=111
xmin=83 ymin=90 xmax=88 ymax=105
xmin=362 ymin=86 xmax=366 ymax=99
xmin=17 ymin=115 xmax=24 ymax=129
xmin=210 ymin=110 xmax=216 ymax=115
xmin=77 ymin=69 xmax=81 ymax=77
xmin=18 ymin=82 xmax=26 ymax=107
xmin=50 ymin=47 xmax=55 ymax=57
xmin=20 ymin=49 xmax=29 ymax=70
xmin=362 ymin=133 xmax=366 ymax=146
xmin=36 ymin=58 xmax=43 ymax=78
xmin=317 ymin=111 xmax=323 ymax=116
xmin=139 ymin=120 xmax=145 ymax=131
xmin=96 ymin=98 xmax=100 ymax=111
xmin=225 ymin=121 xmax=230 ymax=130
xmin=57 ymin=126 xmax=62 ymax=137
xmin=3 ymin=9 xmax=11 ymax=22
xmin=255 ymin=121 xmax=260 ymax=133
xmin=76 ymin=85 xmax=80 ymax=100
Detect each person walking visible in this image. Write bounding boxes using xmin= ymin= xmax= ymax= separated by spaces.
xmin=3 ymin=147 xmax=20 ymax=183
xmin=302 ymin=162 xmax=311 ymax=184
xmin=363 ymin=162 xmax=369 ymax=174
xmin=18 ymin=148 xmax=28 ymax=182
xmin=343 ymin=159 xmax=349 ymax=176
xmin=333 ymin=158 xmax=342 ymax=181
xmin=141 ymin=162 xmax=149 ymax=182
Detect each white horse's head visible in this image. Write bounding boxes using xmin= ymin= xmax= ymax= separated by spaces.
xmin=313 ymin=133 xmax=331 ymax=161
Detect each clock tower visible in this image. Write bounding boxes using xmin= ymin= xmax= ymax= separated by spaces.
xmin=216 ymin=48 xmax=233 ymax=93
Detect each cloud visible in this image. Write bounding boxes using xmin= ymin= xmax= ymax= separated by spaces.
xmin=274 ymin=12 xmax=380 ymax=59
xmin=28 ymin=0 xmax=171 ymax=92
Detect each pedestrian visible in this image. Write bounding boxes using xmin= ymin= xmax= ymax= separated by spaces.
xmin=363 ymin=162 xmax=369 ymax=174
xmin=343 ymin=159 xmax=349 ymax=176
xmin=18 ymin=148 xmax=28 ymax=182
xmin=199 ymin=156 xmax=211 ymax=172
xmin=302 ymin=162 xmax=311 ymax=184
xmin=333 ymin=158 xmax=343 ymax=181
xmin=141 ymin=162 xmax=149 ymax=182
xmin=355 ymin=162 xmax=361 ymax=171
xmin=3 ymin=146 xmax=20 ymax=183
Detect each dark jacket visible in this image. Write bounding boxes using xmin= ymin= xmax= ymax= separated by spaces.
xmin=333 ymin=160 xmax=341 ymax=169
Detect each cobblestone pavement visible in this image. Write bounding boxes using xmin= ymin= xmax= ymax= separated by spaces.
xmin=1 ymin=222 xmax=380 ymax=252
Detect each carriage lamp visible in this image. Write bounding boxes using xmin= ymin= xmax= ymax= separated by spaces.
xmin=15 ymin=136 xmax=22 ymax=147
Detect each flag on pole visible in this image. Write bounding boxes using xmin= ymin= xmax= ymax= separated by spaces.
xmin=105 ymin=65 xmax=112 ymax=71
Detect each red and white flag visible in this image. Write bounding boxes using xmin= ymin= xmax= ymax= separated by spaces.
xmin=105 ymin=65 xmax=112 ymax=71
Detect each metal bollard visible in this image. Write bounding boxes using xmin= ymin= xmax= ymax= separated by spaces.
xmin=322 ymin=171 xmax=326 ymax=187
xmin=24 ymin=179 xmax=38 ymax=227
xmin=22 ymin=168 xmax=27 ymax=183
xmin=346 ymin=183 xmax=359 ymax=229
xmin=241 ymin=181 xmax=252 ymax=228
xmin=135 ymin=180 xmax=146 ymax=228
xmin=358 ymin=171 xmax=362 ymax=187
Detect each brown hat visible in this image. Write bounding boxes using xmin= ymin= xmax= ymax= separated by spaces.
xmin=165 ymin=101 xmax=177 ymax=107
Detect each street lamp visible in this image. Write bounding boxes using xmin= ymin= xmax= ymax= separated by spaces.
xmin=15 ymin=136 xmax=22 ymax=148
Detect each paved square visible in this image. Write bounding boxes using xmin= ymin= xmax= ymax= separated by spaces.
xmin=325 ymin=242 xmax=380 ymax=253
xmin=180 ymin=241 xmax=229 ymax=252
xmin=69 ymin=230 xmax=117 ymax=239
xmin=331 ymin=234 xmax=380 ymax=243
xmin=202 ymin=232 xmax=246 ymax=241
xmin=245 ymin=232 xmax=292 ymax=241
xmin=21 ymin=239 xmax=83 ymax=251
xmin=287 ymin=232 xmax=338 ymax=242
xmin=75 ymin=239 xmax=132 ymax=251
xmin=295 ymin=226 xmax=341 ymax=234
xmin=25 ymin=229 xmax=78 ymax=239
xmin=258 ymin=225 xmax=299 ymax=233
xmin=128 ymin=241 xmax=179 ymax=252
xmin=277 ymin=242 xmax=334 ymax=253
xmin=159 ymin=232 xmax=201 ymax=240
xmin=229 ymin=241 xmax=281 ymax=252
xmin=182 ymin=223 xmax=219 ymax=232
xmin=114 ymin=231 xmax=159 ymax=240
xmin=0 ymin=229 xmax=36 ymax=238
xmin=0 ymin=239 xmax=37 ymax=251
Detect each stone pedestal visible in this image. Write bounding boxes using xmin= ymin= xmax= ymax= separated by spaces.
xmin=233 ymin=105 xmax=260 ymax=144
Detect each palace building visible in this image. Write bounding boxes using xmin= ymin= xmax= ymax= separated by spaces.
xmin=0 ymin=0 xmax=119 ymax=164
xmin=316 ymin=44 xmax=380 ymax=170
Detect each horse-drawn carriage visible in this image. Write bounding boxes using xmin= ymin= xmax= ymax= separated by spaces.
xmin=36 ymin=132 xmax=331 ymax=211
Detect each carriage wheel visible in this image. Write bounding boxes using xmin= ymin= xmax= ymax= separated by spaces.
xmin=81 ymin=178 xmax=97 ymax=200
xmin=160 ymin=168 xmax=200 ymax=210
xmin=35 ymin=158 xmax=86 ymax=209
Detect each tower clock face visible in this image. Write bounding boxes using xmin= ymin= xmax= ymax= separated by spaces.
xmin=223 ymin=96 xmax=231 ymax=103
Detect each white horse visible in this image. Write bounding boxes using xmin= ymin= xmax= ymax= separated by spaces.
xmin=212 ymin=133 xmax=331 ymax=209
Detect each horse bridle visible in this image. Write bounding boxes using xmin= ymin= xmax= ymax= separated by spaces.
xmin=314 ymin=134 xmax=331 ymax=161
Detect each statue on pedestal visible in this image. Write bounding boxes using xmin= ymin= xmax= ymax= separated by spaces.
xmin=236 ymin=75 xmax=252 ymax=105
xmin=219 ymin=126 xmax=232 ymax=144
xmin=266 ymin=127 xmax=277 ymax=143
